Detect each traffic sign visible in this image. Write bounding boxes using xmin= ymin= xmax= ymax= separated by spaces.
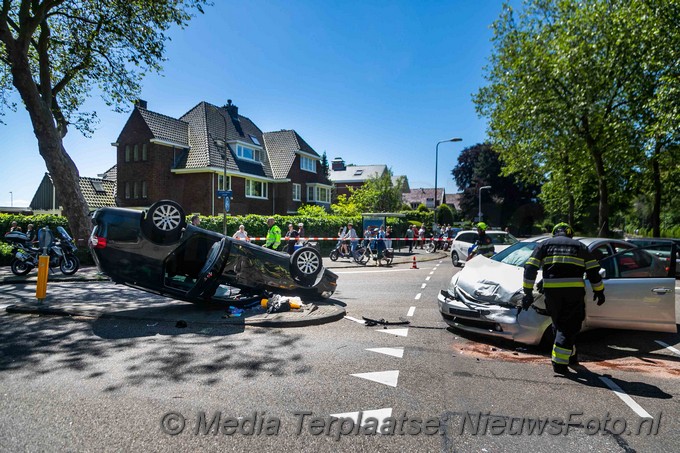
xmin=224 ymin=196 xmax=231 ymax=212
xmin=217 ymin=190 xmax=232 ymax=198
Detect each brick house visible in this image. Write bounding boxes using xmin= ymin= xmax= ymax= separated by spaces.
xmin=113 ymin=99 xmax=332 ymax=216
xmin=29 ymin=172 xmax=116 ymax=214
xmin=328 ymin=157 xmax=409 ymax=201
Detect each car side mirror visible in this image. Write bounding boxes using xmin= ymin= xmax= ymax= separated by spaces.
xmin=599 ymin=268 xmax=606 ymax=279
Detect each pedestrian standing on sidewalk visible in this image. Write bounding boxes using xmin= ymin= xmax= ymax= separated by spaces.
xmin=418 ymin=225 xmax=425 ymax=249
xmin=406 ymin=225 xmax=414 ymax=253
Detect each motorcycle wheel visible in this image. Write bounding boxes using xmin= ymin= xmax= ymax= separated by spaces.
xmin=60 ymin=254 xmax=80 ymax=275
xmin=11 ymin=258 xmax=32 ymax=276
xmin=425 ymin=242 xmax=435 ymax=253
xmin=329 ymin=250 xmax=339 ymax=261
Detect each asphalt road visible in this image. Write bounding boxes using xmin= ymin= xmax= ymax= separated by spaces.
xmin=1 ymin=259 xmax=679 ymax=452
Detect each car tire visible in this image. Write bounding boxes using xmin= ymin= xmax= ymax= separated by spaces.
xmin=329 ymin=250 xmax=338 ymax=261
xmin=142 ymin=200 xmax=186 ymax=245
xmin=59 ymin=254 xmax=80 ymax=275
xmin=451 ymin=252 xmax=460 ymax=267
xmin=10 ymin=258 xmax=32 ymax=276
xmin=291 ymin=246 xmax=322 ymax=286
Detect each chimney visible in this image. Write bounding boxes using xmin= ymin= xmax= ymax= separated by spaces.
xmin=134 ymin=99 xmax=147 ymax=109
xmin=224 ymin=99 xmax=239 ymax=120
xmin=331 ymin=157 xmax=346 ymax=171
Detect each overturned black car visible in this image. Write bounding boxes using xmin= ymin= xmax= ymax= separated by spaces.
xmin=89 ymin=200 xmax=337 ymax=304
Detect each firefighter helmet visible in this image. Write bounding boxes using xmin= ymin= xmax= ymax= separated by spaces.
xmin=476 ymin=222 xmax=488 ymax=231
xmin=552 ymin=222 xmax=574 ymax=238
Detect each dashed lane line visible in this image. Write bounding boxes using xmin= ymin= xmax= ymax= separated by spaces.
xmin=344 ymin=316 xmax=366 ymax=325
xmin=350 ymin=370 xmax=400 ymax=387
xmin=655 ymin=340 xmax=680 ymax=357
xmin=599 ymin=376 xmax=653 ymax=419
xmin=414 ymin=293 xmax=421 ymax=300
xmin=421 ymin=283 xmax=427 ymax=289
xmin=366 ymin=347 xmax=404 ymax=358
xmin=407 ymin=306 xmax=416 ymax=317
xmin=377 ymin=328 xmax=408 ymax=337
xmin=425 ymin=276 xmax=431 ymax=281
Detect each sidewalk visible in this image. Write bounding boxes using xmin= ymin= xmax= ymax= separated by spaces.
xmin=1 ymin=247 xmax=446 ymax=328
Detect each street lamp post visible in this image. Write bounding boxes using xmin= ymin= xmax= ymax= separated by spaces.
xmin=477 ymin=185 xmax=492 ymax=222
xmin=434 ymin=138 xmax=462 ymax=225
xmin=214 ymin=138 xmax=228 ymax=236
xmin=9 ymin=191 xmax=12 ymax=207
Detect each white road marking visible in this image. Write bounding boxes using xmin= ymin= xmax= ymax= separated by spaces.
xmin=421 ymin=283 xmax=427 ymax=289
xmin=334 ymin=269 xmax=413 ymax=274
xmin=344 ymin=316 xmax=366 ymax=325
xmin=366 ymin=347 xmax=404 ymax=358
xmin=378 ymin=328 xmax=408 ymax=337
xmin=429 ymin=271 xmax=434 ymax=275
xmin=407 ymin=306 xmax=416 ymax=317
xmin=425 ymin=276 xmax=431 ymax=281
xmin=351 ymin=370 xmax=400 ymax=387
xmin=655 ymin=340 xmax=680 ymax=357
xmin=599 ymin=377 xmax=653 ymax=418
xmin=330 ymin=408 xmax=393 ymax=431
xmin=414 ymin=293 xmax=421 ymax=300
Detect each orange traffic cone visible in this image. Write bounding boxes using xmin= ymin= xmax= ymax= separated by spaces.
xmin=411 ymin=256 xmax=418 ymax=269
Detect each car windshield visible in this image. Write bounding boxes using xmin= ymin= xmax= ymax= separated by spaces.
xmin=488 ymin=232 xmax=519 ymax=246
xmin=491 ymin=241 xmax=539 ymax=267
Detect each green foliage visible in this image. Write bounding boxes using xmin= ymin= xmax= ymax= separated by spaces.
xmin=346 ymin=170 xmax=405 ymax=213
xmin=437 ymin=204 xmax=454 ymax=226
xmin=330 ymin=194 xmax=360 ymax=217
xmin=416 ymin=204 xmax=429 ymax=213
xmin=297 ymin=204 xmax=329 ymax=217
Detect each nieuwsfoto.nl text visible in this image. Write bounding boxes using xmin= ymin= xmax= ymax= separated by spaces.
xmin=160 ymin=411 xmax=662 ymax=439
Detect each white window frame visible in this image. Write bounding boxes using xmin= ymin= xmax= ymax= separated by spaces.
xmin=236 ymin=144 xmax=263 ymax=163
xmin=300 ymin=156 xmax=316 ymax=173
xmin=218 ymin=174 xmax=232 ymax=191
xmin=292 ymin=183 xmax=301 ymax=201
xmin=245 ymin=179 xmax=268 ymax=199
xmin=315 ymin=186 xmax=331 ymax=203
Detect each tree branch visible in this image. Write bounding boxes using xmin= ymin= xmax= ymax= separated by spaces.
xmin=37 ymin=16 xmax=51 ymax=105
xmin=51 ymin=17 xmax=103 ymax=97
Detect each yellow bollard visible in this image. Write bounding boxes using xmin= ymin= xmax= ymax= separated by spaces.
xmin=36 ymin=254 xmax=49 ymax=303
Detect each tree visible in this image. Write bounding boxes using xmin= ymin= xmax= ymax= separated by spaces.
xmin=346 ymin=170 xmax=405 ymax=213
xmin=0 ymin=0 xmax=207 ymax=241
xmin=474 ymin=0 xmax=680 ymax=236
xmin=320 ymin=151 xmax=330 ymax=178
xmin=437 ymin=203 xmax=454 ymax=226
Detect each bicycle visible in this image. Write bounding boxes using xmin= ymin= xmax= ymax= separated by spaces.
xmin=354 ymin=239 xmax=393 ymax=265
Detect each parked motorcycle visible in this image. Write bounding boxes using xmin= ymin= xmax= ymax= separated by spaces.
xmin=329 ymin=240 xmax=354 ymax=261
xmin=3 ymin=226 xmax=79 ymax=276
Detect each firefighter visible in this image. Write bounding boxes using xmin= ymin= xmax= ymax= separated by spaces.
xmin=263 ymin=217 xmax=281 ymax=250
xmin=520 ymin=223 xmax=605 ymax=375
xmin=467 ymin=222 xmax=495 ymax=260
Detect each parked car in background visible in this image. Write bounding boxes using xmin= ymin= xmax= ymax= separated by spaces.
xmin=626 ymin=237 xmax=680 ymax=278
xmin=438 ymin=236 xmax=676 ymax=346
xmin=89 ymin=200 xmax=338 ymax=304
xmin=450 ymin=229 xmax=519 ymax=266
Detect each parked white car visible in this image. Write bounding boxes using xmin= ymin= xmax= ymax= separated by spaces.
xmin=438 ymin=237 xmax=677 ymax=347
xmin=450 ymin=229 xmax=519 ymax=266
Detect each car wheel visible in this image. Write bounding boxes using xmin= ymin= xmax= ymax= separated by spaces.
xmin=451 ymin=252 xmax=460 ymax=267
xmin=291 ymin=246 xmax=322 ymax=286
xmin=329 ymin=250 xmax=338 ymax=261
xmin=59 ymin=255 xmax=80 ymax=275
xmin=10 ymin=258 xmax=32 ymax=276
xmin=142 ymin=200 xmax=186 ymax=245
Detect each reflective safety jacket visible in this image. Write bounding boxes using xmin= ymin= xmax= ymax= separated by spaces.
xmin=523 ymin=236 xmax=604 ymax=292
xmin=264 ymin=224 xmax=281 ymax=249
xmin=470 ymin=234 xmax=495 ymax=258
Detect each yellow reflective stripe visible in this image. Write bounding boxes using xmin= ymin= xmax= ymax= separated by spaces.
xmin=526 ymin=257 xmax=541 ymax=267
xmin=544 ymin=282 xmax=586 ymax=288
xmin=552 ymin=345 xmax=571 ymax=364
xmin=591 ymin=282 xmax=604 ymax=292
xmin=523 ymin=283 xmax=534 ymax=290
xmin=544 ymin=256 xmax=585 ymax=267
xmin=585 ymin=260 xmax=599 ymax=270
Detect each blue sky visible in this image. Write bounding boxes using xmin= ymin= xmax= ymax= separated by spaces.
xmin=0 ymin=0 xmax=517 ymax=207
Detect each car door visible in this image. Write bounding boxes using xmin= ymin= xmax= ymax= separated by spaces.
xmin=455 ymin=232 xmax=478 ymax=260
xmin=585 ymin=243 xmax=676 ymax=333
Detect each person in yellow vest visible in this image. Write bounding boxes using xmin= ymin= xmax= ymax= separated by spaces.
xmin=263 ymin=217 xmax=281 ymax=250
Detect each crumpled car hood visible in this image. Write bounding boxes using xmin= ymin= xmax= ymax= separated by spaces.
xmin=448 ymin=256 xmax=529 ymax=305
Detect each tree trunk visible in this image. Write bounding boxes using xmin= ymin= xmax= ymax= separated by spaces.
xmin=6 ymin=33 xmax=91 ymax=244
xmin=651 ymin=142 xmax=662 ymax=238
xmin=586 ymin=141 xmax=609 ymax=237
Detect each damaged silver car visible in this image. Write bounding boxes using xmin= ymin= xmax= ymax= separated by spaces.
xmin=438 ymin=236 xmax=677 ymax=346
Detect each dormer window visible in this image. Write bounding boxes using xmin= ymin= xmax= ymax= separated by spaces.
xmin=354 ymin=169 xmax=364 ymax=176
xmin=300 ymin=156 xmax=316 ymax=173
xmin=237 ymin=144 xmax=263 ymax=162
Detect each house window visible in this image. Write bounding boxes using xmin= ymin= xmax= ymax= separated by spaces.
xmin=292 ymin=183 xmax=301 ymax=201
xmin=133 ymin=144 xmax=139 ymax=162
xmin=218 ymin=174 xmax=231 ymax=191
xmin=246 ymin=179 xmax=268 ymax=199
xmin=133 ymin=181 xmax=139 ymax=199
xmin=124 ymin=182 xmax=131 ymax=199
xmin=300 ymin=156 xmax=316 ymax=173
xmin=125 ymin=145 xmax=131 ymax=162
xmin=316 ymin=186 xmax=331 ymax=203
xmin=237 ymin=144 xmax=262 ymax=162
xmin=142 ymin=144 xmax=148 ymax=161
xmin=142 ymin=181 xmax=147 ymax=198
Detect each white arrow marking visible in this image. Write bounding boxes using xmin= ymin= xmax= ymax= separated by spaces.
xmin=330 ymin=408 xmax=393 ymax=432
xmin=378 ymin=328 xmax=409 ymax=337
xmin=351 ymin=370 xmax=400 ymax=387
xmin=344 ymin=316 xmax=365 ymax=325
xmin=366 ymin=347 xmax=404 ymax=358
